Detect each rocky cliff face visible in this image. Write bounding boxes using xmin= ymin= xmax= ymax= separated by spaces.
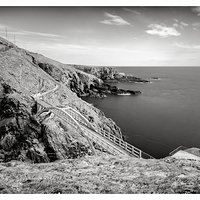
xmin=26 ymin=52 xmax=104 ymax=97
xmin=74 ymin=65 xmax=117 ymax=80
xmin=30 ymin=55 xmax=142 ymax=98
xmin=0 ymin=83 xmax=93 ymax=163
xmin=0 ymin=36 xmax=122 ymax=163
xmin=73 ymin=65 xmax=149 ymax=83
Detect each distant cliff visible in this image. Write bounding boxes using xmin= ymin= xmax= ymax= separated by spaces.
xmin=73 ymin=65 xmax=149 ymax=83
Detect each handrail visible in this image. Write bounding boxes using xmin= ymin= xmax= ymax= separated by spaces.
xmin=63 ymin=107 xmax=154 ymax=159
xmin=41 ymin=105 xmax=154 ymax=159
xmin=63 ymin=107 xmax=96 ymax=131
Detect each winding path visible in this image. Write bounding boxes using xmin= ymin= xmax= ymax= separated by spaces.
xmin=20 ymin=54 xmax=154 ymax=159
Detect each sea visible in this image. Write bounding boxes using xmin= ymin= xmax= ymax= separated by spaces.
xmin=82 ymin=67 xmax=200 ymax=158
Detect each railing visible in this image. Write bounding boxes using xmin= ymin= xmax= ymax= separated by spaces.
xmin=46 ymin=105 xmax=139 ymax=157
xmin=169 ymin=146 xmax=188 ymax=156
xmin=100 ymin=129 xmax=155 ymax=158
xmin=63 ymin=107 xmax=154 ymax=159
xmin=63 ymin=107 xmax=96 ymax=131
xmin=19 ymin=59 xmax=154 ymax=159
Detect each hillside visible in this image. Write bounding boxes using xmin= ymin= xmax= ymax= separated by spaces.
xmin=0 ymin=36 xmax=122 ymax=162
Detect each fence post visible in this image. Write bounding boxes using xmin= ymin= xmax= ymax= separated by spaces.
xmin=125 ymin=143 xmax=128 ymax=150
xmin=139 ymin=150 xmax=142 ymax=158
xmin=108 ymin=132 xmax=110 ymax=139
xmin=113 ymin=136 xmax=115 ymax=143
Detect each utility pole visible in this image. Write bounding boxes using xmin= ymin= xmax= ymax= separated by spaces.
xmin=5 ymin=27 xmax=7 ymax=39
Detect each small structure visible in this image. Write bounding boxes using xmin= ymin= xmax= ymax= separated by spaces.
xmin=169 ymin=146 xmax=200 ymax=160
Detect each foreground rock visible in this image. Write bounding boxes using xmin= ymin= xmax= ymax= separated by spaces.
xmin=0 ymin=155 xmax=200 ymax=194
xmin=0 ymin=83 xmax=93 ymax=162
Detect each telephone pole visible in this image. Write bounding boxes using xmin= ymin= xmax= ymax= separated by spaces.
xmin=5 ymin=27 xmax=7 ymax=39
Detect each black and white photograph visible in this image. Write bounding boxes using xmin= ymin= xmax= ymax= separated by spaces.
xmin=0 ymin=1 xmax=200 ymax=195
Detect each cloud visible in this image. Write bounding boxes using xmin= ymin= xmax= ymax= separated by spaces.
xmin=15 ymin=30 xmax=60 ymax=38
xmin=172 ymin=19 xmax=188 ymax=29
xmin=180 ymin=22 xmax=188 ymax=27
xmin=192 ymin=22 xmax=200 ymax=31
xmin=100 ymin=12 xmax=130 ymax=26
xmin=191 ymin=7 xmax=200 ymax=16
xmin=174 ymin=42 xmax=200 ymax=49
xmin=123 ymin=8 xmax=141 ymax=15
xmin=192 ymin=22 xmax=200 ymax=27
xmin=173 ymin=23 xmax=179 ymax=27
xmin=146 ymin=24 xmax=181 ymax=38
xmin=0 ymin=23 xmax=60 ymax=38
xmin=173 ymin=19 xmax=179 ymax=23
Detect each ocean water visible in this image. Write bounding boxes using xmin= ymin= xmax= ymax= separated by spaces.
xmin=83 ymin=67 xmax=200 ymax=158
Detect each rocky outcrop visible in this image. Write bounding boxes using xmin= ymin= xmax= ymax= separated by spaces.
xmin=77 ymin=66 xmax=117 ymax=80
xmin=0 ymin=82 xmax=93 ymax=163
xmin=29 ymin=56 xmax=142 ymax=98
xmin=0 ymin=88 xmax=48 ymax=163
xmin=93 ymin=83 xmax=141 ymax=96
xmin=73 ymin=65 xmax=149 ymax=83
xmin=33 ymin=61 xmax=103 ymax=97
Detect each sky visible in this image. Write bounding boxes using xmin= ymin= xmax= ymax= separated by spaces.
xmin=0 ymin=6 xmax=200 ymax=66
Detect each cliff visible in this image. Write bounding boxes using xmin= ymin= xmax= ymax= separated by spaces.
xmin=73 ymin=65 xmax=149 ymax=83
xmin=30 ymin=56 xmax=142 ymax=98
xmin=0 ymin=36 xmax=122 ymax=163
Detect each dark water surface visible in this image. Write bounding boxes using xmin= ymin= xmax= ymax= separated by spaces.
xmin=83 ymin=67 xmax=200 ymax=158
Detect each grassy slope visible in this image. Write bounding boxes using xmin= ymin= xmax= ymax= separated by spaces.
xmin=0 ymin=155 xmax=200 ymax=194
